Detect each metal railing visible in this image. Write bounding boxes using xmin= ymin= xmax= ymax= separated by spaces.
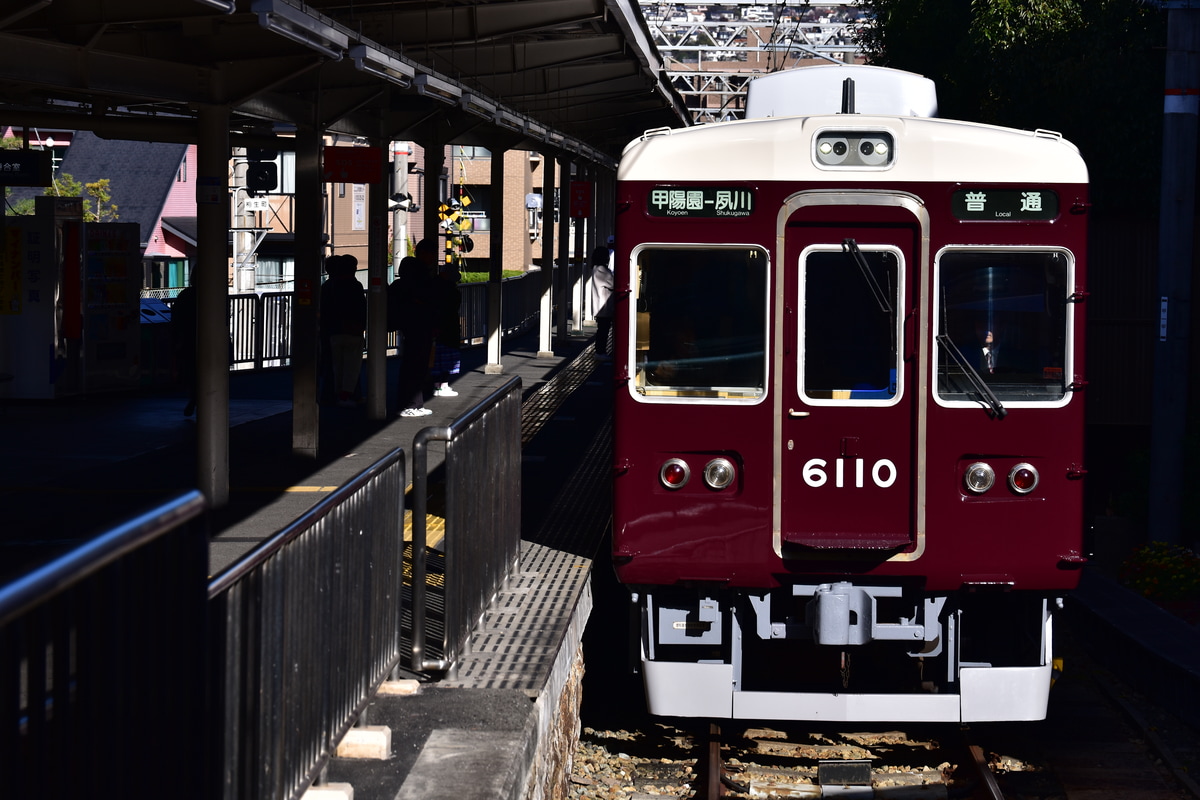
xmin=207 ymin=449 xmax=407 ymax=800
xmin=173 ymin=269 xmax=559 ymax=373
xmin=7 ymin=274 xmax=562 ymax=800
xmin=1 ymin=491 xmax=209 ymax=800
xmin=410 ymin=376 xmax=524 ymax=673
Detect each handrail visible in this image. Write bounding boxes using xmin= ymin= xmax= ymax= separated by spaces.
xmin=207 ymin=448 xmax=407 ymax=800
xmin=410 ymin=375 xmax=522 ymax=673
xmin=0 ymin=490 xmax=206 ymax=627
xmin=2 ymin=491 xmax=209 ymax=799
xmin=207 ymin=447 xmax=405 ymax=594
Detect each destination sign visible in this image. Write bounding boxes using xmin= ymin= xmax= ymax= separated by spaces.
xmin=952 ymin=189 xmax=1059 ymax=221
xmin=648 ymin=187 xmax=754 ymax=218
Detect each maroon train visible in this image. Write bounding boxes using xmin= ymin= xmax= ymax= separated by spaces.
xmin=609 ymin=65 xmax=1088 ymax=722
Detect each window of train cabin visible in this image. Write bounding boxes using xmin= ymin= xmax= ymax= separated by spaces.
xmin=800 ymin=246 xmax=902 ymax=405
xmin=935 ymin=249 xmax=1072 ymax=406
xmin=632 ymin=246 xmax=767 ymax=401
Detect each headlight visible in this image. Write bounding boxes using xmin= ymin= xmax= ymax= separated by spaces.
xmin=703 ymin=458 xmax=736 ymax=490
xmin=964 ymin=462 xmax=995 ymax=494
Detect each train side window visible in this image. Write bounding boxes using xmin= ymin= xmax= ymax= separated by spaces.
xmin=633 ymin=246 xmax=767 ymax=401
xmin=800 ymin=246 xmax=901 ymax=404
xmin=935 ymin=249 xmax=1071 ymax=406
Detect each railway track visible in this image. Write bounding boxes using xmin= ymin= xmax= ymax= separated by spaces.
xmin=571 ymin=720 xmax=1008 ymax=799
xmin=569 ymin=629 xmax=1200 ymax=800
xmin=572 ymin=542 xmax=1200 ymax=800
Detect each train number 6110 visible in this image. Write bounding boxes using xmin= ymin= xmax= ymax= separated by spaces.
xmin=802 ymin=458 xmax=898 ymax=489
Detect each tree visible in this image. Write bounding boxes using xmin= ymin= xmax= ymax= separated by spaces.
xmin=46 ymin=172 xmax=119 ymax=222
xmin=857 ymin=0 xmax=1166 ymax=216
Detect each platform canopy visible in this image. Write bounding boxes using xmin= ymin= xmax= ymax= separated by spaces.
xmin=0 ymin=0 xmax=691 ymax=162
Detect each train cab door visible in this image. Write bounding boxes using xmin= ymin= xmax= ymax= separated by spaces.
xmin=775 ymin=194 xmax=929 ymax=558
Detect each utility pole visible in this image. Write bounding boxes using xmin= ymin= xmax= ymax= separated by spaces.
xmin=1149 ymin=4 xmax=1200 ymax=546
xmin=391 ymin=141 xmax=410 ymax=276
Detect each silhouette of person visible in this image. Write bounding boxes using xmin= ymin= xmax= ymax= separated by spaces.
xmin=591 ymin=236 xmax=615 ymax=359
xmin=392 ymin=238 xmax=438 ymax=417
xmin=431 ymin=261 xmax=462 ymax=398
xmin=320 ymin=254 xmax=367 ymax=407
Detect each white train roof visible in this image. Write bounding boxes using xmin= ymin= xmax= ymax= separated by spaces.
xmin=618 ymin=113 xmax=1088 ymax=185
xmin=746 ymin=64 xmax=939 ymax=119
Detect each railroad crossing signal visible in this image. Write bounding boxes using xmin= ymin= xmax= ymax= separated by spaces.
xmin=437 ymin=195 xmax=471 ymax=230
xmin=437 ymin=196 xmax=474 ymax=265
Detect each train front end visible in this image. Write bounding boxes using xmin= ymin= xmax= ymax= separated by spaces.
xmin=611 ymin=83 xmax=1089 ymax=723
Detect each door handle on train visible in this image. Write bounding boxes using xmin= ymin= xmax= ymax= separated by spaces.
xmin=788 ymin=408 xmax=810 ymax=418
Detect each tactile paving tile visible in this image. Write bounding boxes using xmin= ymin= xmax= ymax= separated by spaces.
xmin=526 ymin=417 xmax=612 ymax=559
xmin=440 ymin=542 xmax=591 ymax=691
xmin=520 ymin=345 xmax=600 ymax=444
xmin=402 ymin=344 xmax=607 ymax=682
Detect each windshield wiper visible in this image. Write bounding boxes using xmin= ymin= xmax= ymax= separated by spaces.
xmin=843 ymin=239 xmax=892 ymax=314
xmin=936 ymin=333 xmax=1007 ymax=419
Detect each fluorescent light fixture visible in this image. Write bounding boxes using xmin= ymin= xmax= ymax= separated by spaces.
xmin=194 ymin=0 xmax=236 ymax=13
xmin=350 ymin=43 xmax=414 ymax=88
xmin=524 ymin=119 xmax=548 ymax=139
xmin=253 ymin=0 xmax=348 ymax=61
xmin=494 ymin=109 xmax=524 ymax=133
xmin=414 ymin=73 xmax=462 ymax=105
xmin=546 ymin=131 xmax=565 ymax=148
xmin=460 ymin=93 xmax=497 ymax=119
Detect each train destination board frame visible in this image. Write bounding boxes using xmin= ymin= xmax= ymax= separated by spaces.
xmin=952 ymin=189 xmax=1059 ymax=221
xmin=648 ymin=187 xmax=755 ymax=217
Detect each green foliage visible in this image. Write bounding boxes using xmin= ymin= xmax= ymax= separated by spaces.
xmin=857 ymin=0 xmax=1166 ymax=216
xmin=1119 ymin=541 xmax=1200 ymax=603
xmin=460 ymin=270 xmax=523 ymax=283
xmin=45 ymin=172 xmax=119 ymax=222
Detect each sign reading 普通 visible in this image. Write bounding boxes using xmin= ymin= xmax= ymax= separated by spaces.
xmin=648 ymin=187 xmax=754 ymax=217
xmin=952 ymin=189 xmax=1058 ymax=221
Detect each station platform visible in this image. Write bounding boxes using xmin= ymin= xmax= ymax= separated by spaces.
xmin=2 ymin=324 xmax=1197 ymax=799
xmin=0 ymin=327 xmax=602 ymax=579
xmin=0 ymin=325 xmax=613 ymax=800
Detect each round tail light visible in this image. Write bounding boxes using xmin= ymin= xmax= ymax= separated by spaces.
xmin=660 ymin=458 xmax=690 ymax=489
xmin=1008 ymin=463 xmax=1039 ymax=494
xmin=703 ymin=458 xmax=736 ymax=490
xmin=964 ymin=462 xmax=995 ymax=494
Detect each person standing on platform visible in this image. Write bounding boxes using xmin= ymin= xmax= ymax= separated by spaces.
xmin=431 ymin=261 xmax=463 ymax=398
xmin=591 ymin=236 xmax=615 ymax=360
xmin=390 ymin=238 xmax=438 ymax=417
xmin=320 ymin=254 xmax=367 ymax=407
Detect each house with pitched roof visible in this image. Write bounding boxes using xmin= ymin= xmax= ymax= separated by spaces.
xmin=3 ymin=128 xmax=196 ymax=294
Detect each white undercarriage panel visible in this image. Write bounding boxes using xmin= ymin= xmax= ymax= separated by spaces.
xmin=644 ymin=657 xmax=1052 ymax=722
xmin=643 ymin=614 xmax=1054 ymax=722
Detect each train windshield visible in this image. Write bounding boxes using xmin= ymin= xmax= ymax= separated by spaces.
xmin=936 ymin=250 xmax=1071 ymax=404
xmin=801 ymin=244 xmax=902 ymax=403
xmin=632 ymin=246 xmax=768 ymax=400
